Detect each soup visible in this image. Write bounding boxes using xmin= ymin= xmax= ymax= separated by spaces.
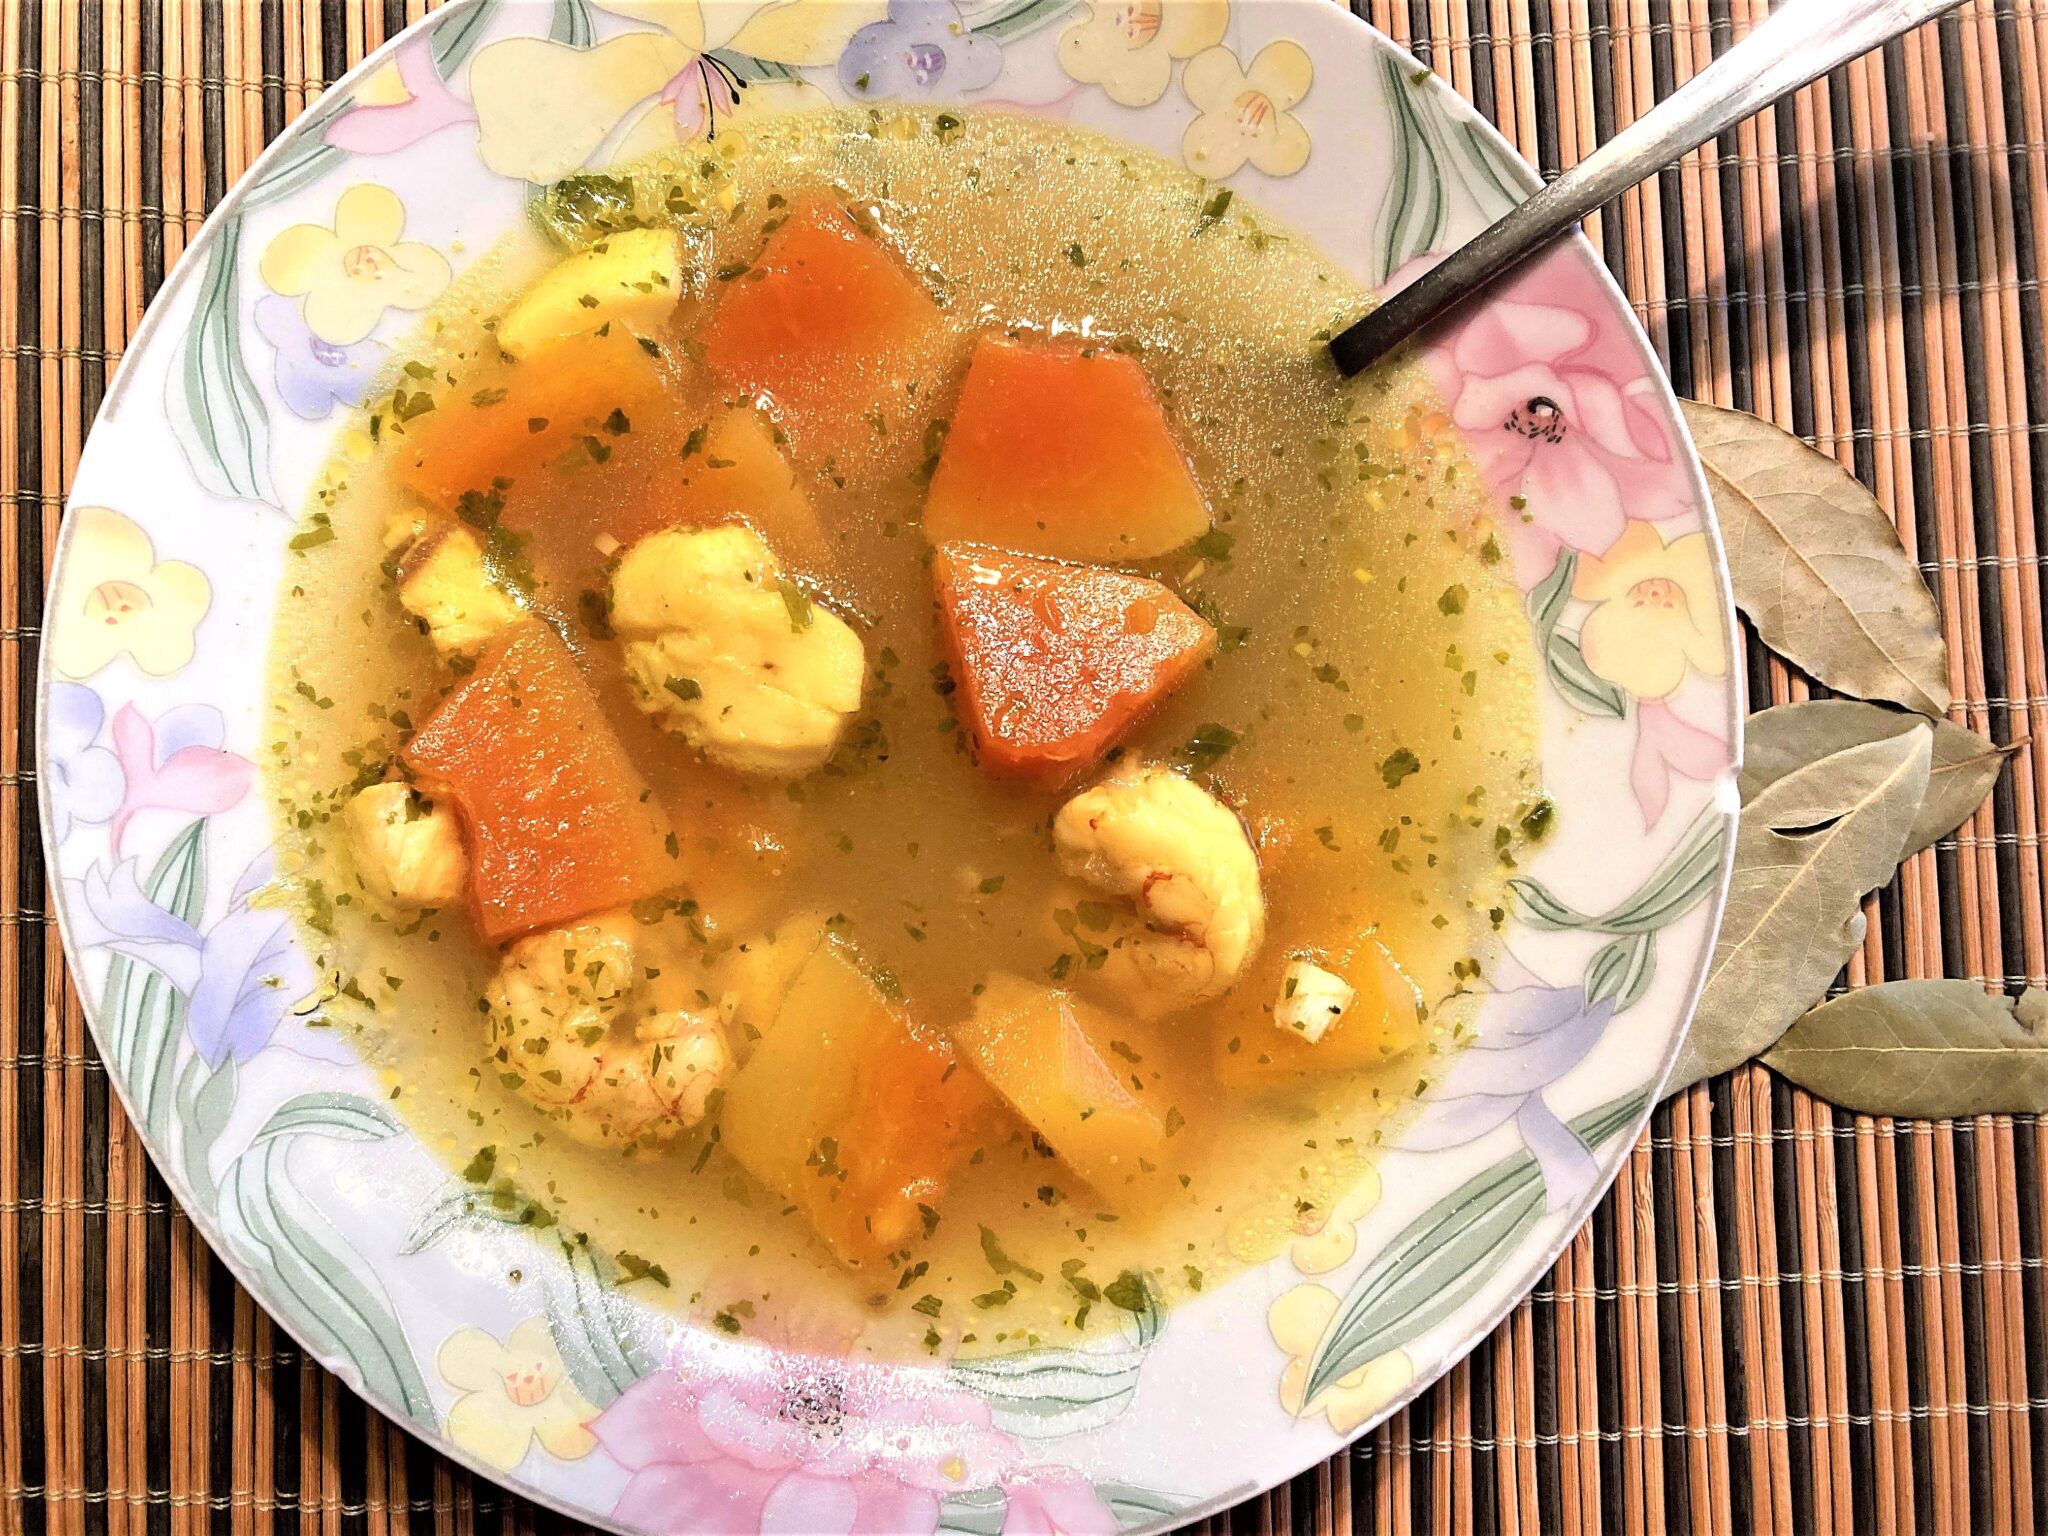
xmin=262 ymin=108 xmax=1542 ymax=1359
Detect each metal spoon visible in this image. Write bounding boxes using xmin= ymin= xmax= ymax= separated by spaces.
xmin=1328 ymin=0 xmax=1963 ymax=377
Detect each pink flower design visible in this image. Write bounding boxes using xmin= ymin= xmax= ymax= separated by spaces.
xmin=594 ymin=1341 xmax=1112 ymax=1536
xmin=1630 ymin=698 xmax=1729 ymax=829
xmin=661 ymin=56 xmax=742 ymax=140
xmin=324 ymin=34 xmax=475 ymax=154
xmin=1000 ymin=1468 xmax=1117 ymax=1536
xmin=1394 ymin=247 xmax=1697 ymax=587
xmin=108 ymin=702 xmax=254 ymax=855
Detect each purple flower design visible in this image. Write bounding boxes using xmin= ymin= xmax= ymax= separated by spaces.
xmin=72 ymin=848 xmax=312 ymax=1068
xmin=254 ymin=294 xmax=386 ymax=422
xmin=840 ymin=0 xmax=1002 ymax=100
xmin=46 ymin=682 xmax=123 ymax=841
xmin=1402 ymin=983 xmax=1617 ymax=1211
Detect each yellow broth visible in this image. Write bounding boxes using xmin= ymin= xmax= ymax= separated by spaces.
xmin=261 ymin=109 xmax=1542 ymax=1359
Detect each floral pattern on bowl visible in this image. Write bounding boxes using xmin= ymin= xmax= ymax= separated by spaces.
xmin=40 ymin=2 xmax=1740 ymax=1531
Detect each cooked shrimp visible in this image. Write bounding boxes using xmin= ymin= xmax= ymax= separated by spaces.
xmin=1051 ymin=763 xmax=1265 ymax=1017
xmin=610 ymin=524 xmax=866 ymax=777
xmin=485 ymin=915 xmax=732 ymax=1149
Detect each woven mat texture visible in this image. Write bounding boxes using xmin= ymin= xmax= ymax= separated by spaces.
xmin=5 ymin=2 xmax=2048 ymax=1532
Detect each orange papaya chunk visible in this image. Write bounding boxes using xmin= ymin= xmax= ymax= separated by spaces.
xmin=625 ymin=405 xmax=827 ymax=567
xmin=951 ymin=974 xmax=1163 ymax=1202
xmin=1213 ymin=938 xmax=1428 ymax=1085
xmin=934 ymin=542 xmax=1214 ymax=780
xmin=923 ymin=334 xmax=1209 ymax=560
xmin=403 ymin=625 xmax=678 ymax=941
xmin=700 ymin=196 xmax=940 ymax=443
xmin=394 ymin=327 xmax=674 ymax=512
xmin=721 ymin=939 xmax=994 ymax=1267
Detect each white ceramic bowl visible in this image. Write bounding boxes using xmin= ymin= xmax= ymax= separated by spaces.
xmin=40 ymin=2 xmax=1739 ymax=1529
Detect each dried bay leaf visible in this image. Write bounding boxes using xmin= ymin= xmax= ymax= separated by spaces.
xmin=1762 ymin=980 xmax=2048 ymax=1116
xmin=1740 ymin=699 xmax=2015 ymax=858
xmin=1680 ymin=401 xmax=1951 ymax=716
xmin=1667 ymin=725 xmax=1931 ymax=1093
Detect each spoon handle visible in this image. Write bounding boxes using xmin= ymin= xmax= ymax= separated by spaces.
xmin=1328 ymin=0 xmax=1962 ymax=377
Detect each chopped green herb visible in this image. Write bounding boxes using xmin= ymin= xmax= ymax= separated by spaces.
xmin=979 ymin=1225 xmax=1044 ymax=1284
xmin=613 ymin=1250 xmax=671 ymax=1287
xmin=1189 ymin=589 xmax=1250 ymax=651
xmin=289 ymin=517 xmax=337 ymax=552
xmin=1173 ymin=722 xmax=1240 ymax=774
xmin=391 ymin=388 xmax=435 ymax=422
xmin=534 ymin=173 xmax=642 ymax=248
xmin=1380 ymin=747 xmax=1422 ymax=788
xmin=1102 ymin=1270 xmax=1151 ymax=1315
xmin=777 ymin=579 xmax=814 ymax=632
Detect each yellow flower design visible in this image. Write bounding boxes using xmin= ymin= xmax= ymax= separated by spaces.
xmin=1226 ymin=1150 xmax=1381 ymax=1274
xmin=1572 ymin=521 xmax=1727 ymax=700
xmin=1270 ymin=1283 xmax=1414 ymax=1433
xmin=1058 ymin=0 xmax=1229 ymax=107
xmin=469 ymin=27 xmax=831 ymax=185
xmin=51 ymin=507 xmax=210 ymax=679
xmin=472 ymin=32 xmax=691 ymax=184
xmin=351 ymin=58 xmax=413 ymax=108
xmin=258 ymin=184 xmax=450 ymax=346
xmin=1180 ymin=40 xmax=1312 ymax=179
xmin=438 ymin=1317 xmax=598 ymax=1472
xmin=604 ymin=1 xmax=885 ymax=60
xmin=607 ymin=72 xmax=830 ymax=172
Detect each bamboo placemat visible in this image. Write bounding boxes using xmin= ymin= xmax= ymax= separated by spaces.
xmin=4 ymin=2 xmax=2046 ymax=1532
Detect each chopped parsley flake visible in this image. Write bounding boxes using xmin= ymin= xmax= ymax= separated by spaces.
xmin=1380 ymin=747 xmax=1422 ymax=788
